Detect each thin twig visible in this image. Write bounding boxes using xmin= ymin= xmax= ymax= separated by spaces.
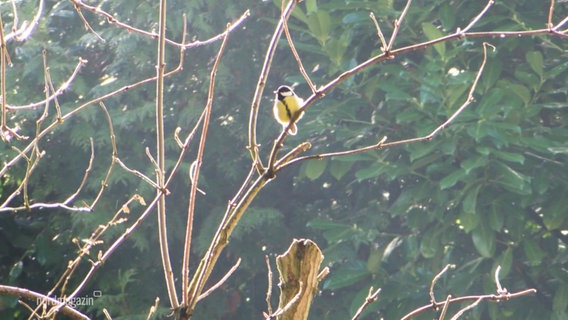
xmin=50 ymin=194 xmax=162 ymax=315
xmin=370 ymin=12 xmax=388 ymax=52
xmin=460 ymin=0 xmax=494 ymax=34
xmin=430 ymin=264 xmax=455 ymax=304
xmin=267 ymin=282 xmax=304 ymax=319
xmin=449 ymin=297 xmax=483 ymax=320
xmin=196 ymin=258 xmax=242 ymax=302
xmin=88 ymin=102 xmax=118 ymax=210
xmin=494 ymin=265 xmax=508 ymax=295
xmin=351 ymin=287 xmax=381 ymax=320
xmin=401 ymin=289 xmax=536 ymax=320
xmin=40 ymin=49 xmax=63 ymax=123
xmin=69 ymin=0 xmax=249 ymax=49
xmin=63 ymin=138 xmax=94 ymax=205
xmin=146 ymin=297 xmax=160 ymax=320
xmin=548 ymin=0 xmax=555 ymax=29
xmin=438 ymin=294 xmax=452 ymax=320
xmin=281 ymin=136 xmax=386 ymax=170
xmin=154 ymin=0 xmax=179 ymax=308
xmin=0 ymin=285 xmax=89 ymax=320
xmin=283 ymin=19 xmax=316 ymax=92
xmin=71 ymin=1 xmax=105 ymax=42
xmin=8 ymin=57 xmax=86 ymax=111
xmin=183 ymin=26 xmax=231 ymax=306
xmin=6 ymin=0 xmax=44 ymax=42
xmin=386 ymin=0 xmax=412 ymax=51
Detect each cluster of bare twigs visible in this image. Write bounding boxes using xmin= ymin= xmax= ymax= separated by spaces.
xmin=0 ymin=0 xmax=565 ymax=319
xmin=347 ymin=265 xmax=537 ymax=320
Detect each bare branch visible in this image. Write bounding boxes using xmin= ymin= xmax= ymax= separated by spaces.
xmin=370 ymin=12 xmax=388 ymax=52
xmin=267 ymin=282 xmax=304 ymax=319
xmin=49 ymin=193 xmax=162 ymax=315
xmin=386 ymin=0 xmax=413 ymax=51
xmin=71 ymin=0 xmax=105 ymax=42
xmin=449 ymin=297 xmax=483 ymax=320
xmin=283 ymin=19 xmax=316 ymax=93
xmin=494 ymin=265 xmax=508 ymax=295
xmin=460 ymin=0 xmax=494 ymax=33
xmin=8 ymin=57 xmax=86 ymax=111
xmin=548 ymin=0 xmax=555 ymax=29
xmin=183 ymin=26 xmax=231 ymax=305
xmin=439 ymin=294 xmax=452 ymax=320
xmin=5 ymin=0 xmax=44 ymax=42
xmin=154 ymin=0 xmax=179 ymax=308
xmin=0 ymin=285 xmax=89 ymax=320
xmin=63 ymin=138 xmax=95 ymax=205
xmin=351 ymin=287 xmax=381 ymax=320
xmin=146 ymin=297 xmax=160 ymax=320
xmin=69 ymin=0 xmax=249 ymax=49
xmin=197 ymin=258 xmax=242 ymax=303
xmin=429 ymin=264 xmax=455 ymax=304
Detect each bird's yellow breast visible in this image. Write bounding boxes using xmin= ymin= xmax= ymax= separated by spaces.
xmin=273 ymin=95 xmax=303 ymax=126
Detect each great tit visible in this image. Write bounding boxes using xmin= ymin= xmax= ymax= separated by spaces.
xmin=273 ymin=85 xmax=304 ymax=135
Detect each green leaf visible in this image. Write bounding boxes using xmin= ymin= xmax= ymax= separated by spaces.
xmin=492 ymin=150 xmax=525 ymax=164
xmin=458 ymin=211 xmax=480 ymax=233
xmin=304 ymin=158 xmax=327 ymax=180
xmin=355 ymin=162 xmax=388 ymax=181
xmin=439 ymin=4 xmax=456 ymax=30
xmin=488 ymin=203 xmax=505 ymax=231
xmin=553 ymin=285 xmax=568 ymax=313
xmin=472 ymin=223 xmax=495 ymax=258
xmin=305 ymin=0 xmax=318 ymax=14
xmin=493 ymin=161 xmax=531 ymax=195
xmin=307 ymin=219 xmax=350 ymax=230
xmin=523 ymin=239 xmax=546 ymax=265
xmin=482 ymin=59 xmax=503 ymax=90
xmin=9 ymin=261 xmax=23 ymax=280
xmin=462 ymin=184 xmax=481 ymax=214
xmin=420 ymin=228 xmax=440 ymax=258
xmin=439 ymin=168 xmax=466 ymax=189
xmin=323 ymin=263 xmax=370 ymax=290
xmin=408 ymin=140 xmax=442 ymax=162
xmin=460 ymin=155 xmax=488 ymax=174
xmin=421 ymin=22 xmax=446 ymax=58
xmin=507 ymin=83 xmax=531 ymax=105
xmin=542 ymin=201 xmax=566 ymax=231
xmin=477 ymin=88 xmax=504 ymax=116
xmin=306 ymin=10 xmax=332 ymax=45
xmin=526 ymin=51 xmax=544 ymax=77
xmin=329 ymin=159 xmax=351 ymax=180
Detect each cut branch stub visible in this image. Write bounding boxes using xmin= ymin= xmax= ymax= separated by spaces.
xmin=276 ymin=238 xmax=324 ymax=320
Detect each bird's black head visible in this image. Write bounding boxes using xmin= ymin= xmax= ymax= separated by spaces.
xmin=275 ymin=85 xmax=294 ymax=100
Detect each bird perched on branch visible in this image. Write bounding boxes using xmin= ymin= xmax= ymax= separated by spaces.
xmin=273 ymin=85 xmax=304 ymax=135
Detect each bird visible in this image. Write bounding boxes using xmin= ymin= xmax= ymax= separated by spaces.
xmin=273 ymin=85 xmax=304 ymax=135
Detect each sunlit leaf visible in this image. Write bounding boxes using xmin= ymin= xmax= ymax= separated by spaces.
xmin=304 ymin=158 xmax=327 ymax=180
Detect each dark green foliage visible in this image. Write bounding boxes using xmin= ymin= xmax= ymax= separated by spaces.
xmin=0 ymin=0 xmax=566 ymax=319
